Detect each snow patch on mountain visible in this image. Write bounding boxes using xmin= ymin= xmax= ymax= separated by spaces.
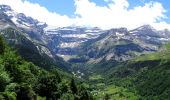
xmin=59 ymin=42 xmax=80 ymax=48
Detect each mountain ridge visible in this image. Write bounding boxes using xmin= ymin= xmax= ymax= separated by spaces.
xmin=1 ymin=4 xmax=170 ymax=100
xmin=1 ymin=4 xmax=170 ymax=67
xmin=0 ymin=5 xmax=70 ymax=71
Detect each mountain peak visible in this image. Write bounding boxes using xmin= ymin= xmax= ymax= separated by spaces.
xmin=0 ymin=4 xmax=47 ymax=30
xmin=0 ymin=5 xmax=12 ymax=12
xmin=137 ymin=25 xmax=155 ymax=30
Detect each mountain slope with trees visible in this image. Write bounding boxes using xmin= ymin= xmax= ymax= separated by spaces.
xmin=0 ymin=35 xmax=92 ymax=100
xmin=1 ymin=4 xmax=170 ymax=100
xmin=88 ymin=44 xmax=170 ymax=99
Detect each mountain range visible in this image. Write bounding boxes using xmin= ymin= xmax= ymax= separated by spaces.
xmin=1 ymin=5 xmax=170 ymax=64
xmin=1 ymin=4 xmax=170 ymax=99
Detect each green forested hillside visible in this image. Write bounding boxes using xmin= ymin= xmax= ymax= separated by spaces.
xmin=1 ymin=4 xmax=170 ymax=100
xmin=87 ymin=44 xmax=170 ymax=100
xmin=0 ymin=35 xmax=92 ymax=100
xmin=1 ymin=31 xmax=170 ymax=100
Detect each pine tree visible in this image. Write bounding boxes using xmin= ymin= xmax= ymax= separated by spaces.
xmin=70 ymin=78 xmax=78 ymax=94
xmin=104 ymin=93 xmax=110 ymax=100
xmin=0 ymin=35 xmax=5 ymax=54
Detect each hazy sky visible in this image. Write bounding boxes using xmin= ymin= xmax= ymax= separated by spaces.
xmin=0 ymin=0 xmax=170 ymax=30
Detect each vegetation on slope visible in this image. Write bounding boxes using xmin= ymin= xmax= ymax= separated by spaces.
xmin=0 ymin=35 xmax=92 ymax=100
xmin=87 ymin=44 xmax=170 ymax=100
xmin=1 ymin=27 xmax=70 ymax=71
xmin=1 ymin=28 xmax=170 ymax=100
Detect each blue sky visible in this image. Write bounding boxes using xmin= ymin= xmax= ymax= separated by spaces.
xmin=26 ymin=0 xmax=76 ymax=17
xmin=26 ymin=0 xmax=113 ymax=17
xmin=27 ymin=0 xmax=170 ymax=21
xmin=0 ymin=0 xmax=170 ymax=30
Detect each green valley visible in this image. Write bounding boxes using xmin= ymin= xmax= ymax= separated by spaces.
xmin=1 ymin=4 xmax=170 ymax=100
xmin=86 ymin=44 xmax=170 ymax=99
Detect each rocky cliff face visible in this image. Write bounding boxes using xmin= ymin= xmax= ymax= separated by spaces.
xmin=1 ymin=4 xmax=170 ymax=67
xmin=45 ymin=25 xmax=170 ymax=63
xmin=0 ymin=5 xmax=69 ymax=70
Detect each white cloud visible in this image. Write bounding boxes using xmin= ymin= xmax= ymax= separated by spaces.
xmin=74 ymin=0 xmax=170 ymax=30
xmin=151 ymin=22 xmax=170 ymax=30
xmin=0 ymin=0 xmax=170 ymax=30
xmin=0 ymin=0 xmax=74 ymax=27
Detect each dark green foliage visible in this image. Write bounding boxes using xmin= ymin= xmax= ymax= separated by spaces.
xmin=60 ymin=93 xmax=74 ymax=100
xmin=16 ymin=83 xmax=36 ymax=100
xmin=70 ymin=78 xmax=78 ymax=94
xmin=0 ymin=71 xmax=10 ymax=92
xmin=50 ymin=69 xmax=61 ymax=83
xmin=0 ymin=35 xmax=5 ymax=54
xmin=35 ymin=74 xmax=60 ymax=99
xmin=104 ymin=94 xmax=110 ymax=100
xmin=0 ymin=35 xmax=92 ymax=100
xmin=78 ymin=85 xmax=90 ymax=100
xmin=135 ymin=61 xmax=170 ymax=99
xmin=0 ymin=92 xmax=16 ymax=100
xmin=97 ymin=45 xmax=170 ymax=99
xmin=3 ymin=50 xmax=36 ymax=84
